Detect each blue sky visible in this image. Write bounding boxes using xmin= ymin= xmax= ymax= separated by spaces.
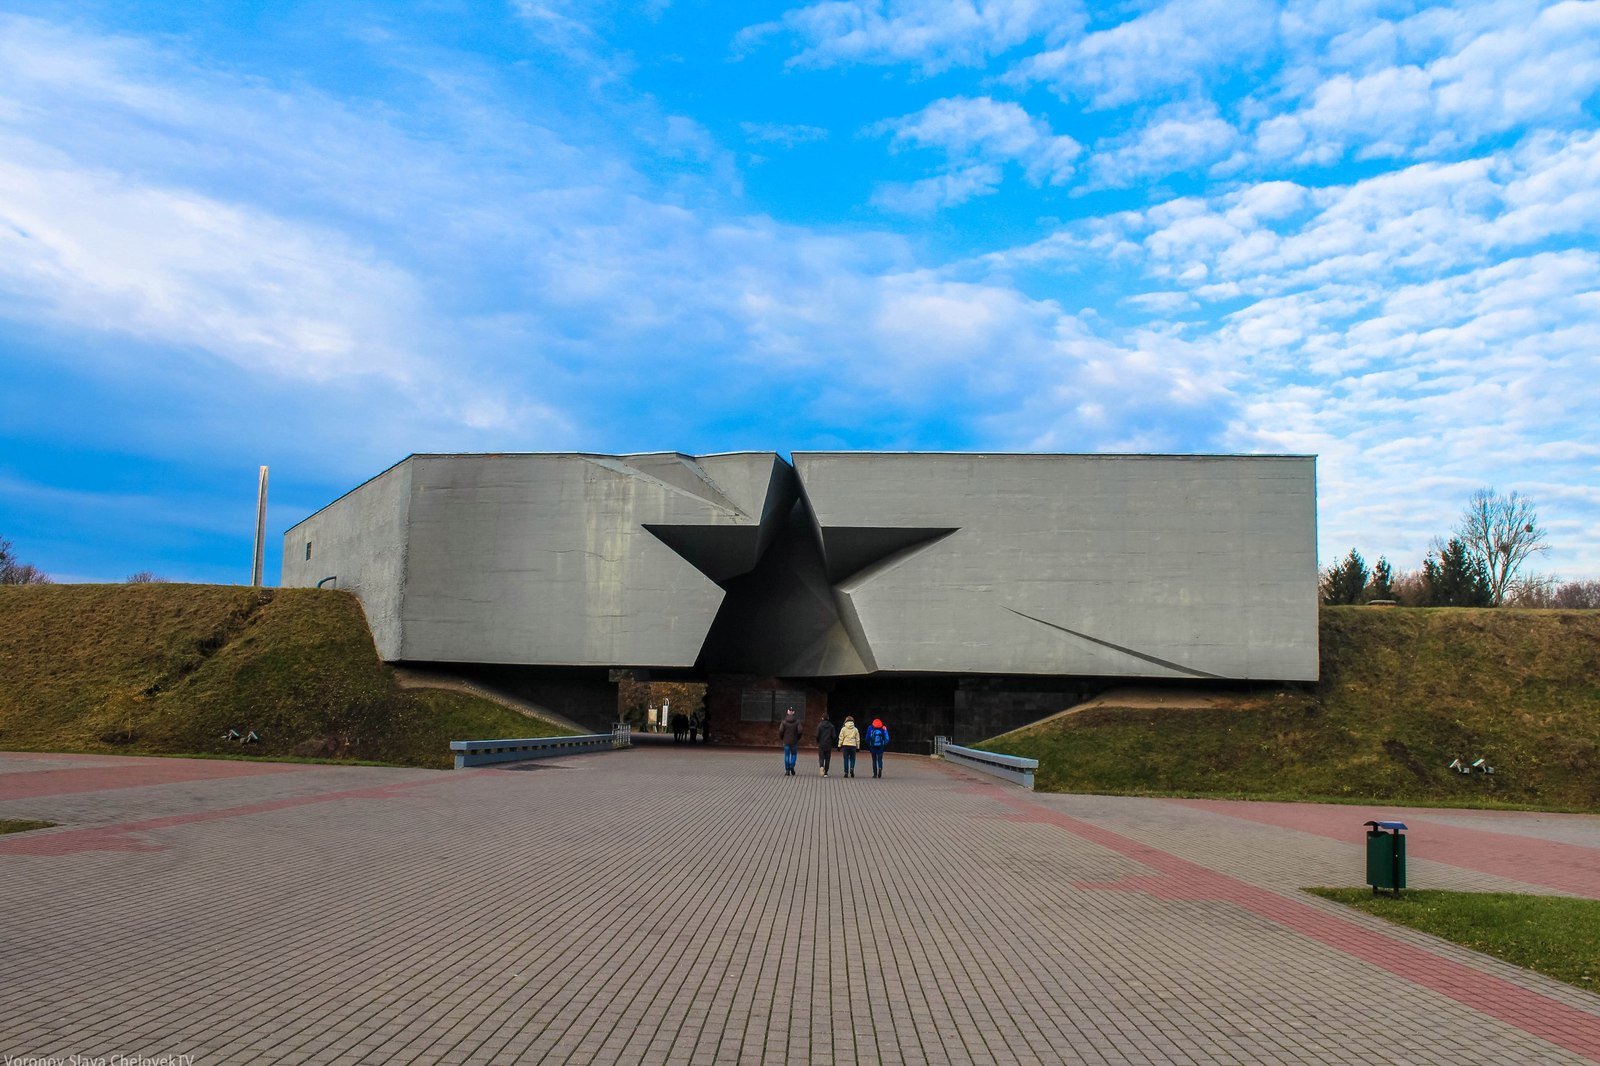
xmin=1 ymin=0 xmax=1597 ymax=585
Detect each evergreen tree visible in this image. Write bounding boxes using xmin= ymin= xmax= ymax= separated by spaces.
xmin=1320 ymin=548 xmax=1369 ymax=605
xmin=1369 ymin=556 xmax=1395 ymax=600
xmin=1421 ymin=538 xmax=1491 ymax=606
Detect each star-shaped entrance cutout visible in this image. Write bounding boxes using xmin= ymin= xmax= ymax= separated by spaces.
xmin=645 ymin=504 xmax=958 ymax=675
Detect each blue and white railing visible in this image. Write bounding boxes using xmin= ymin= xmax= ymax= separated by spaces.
xmin=450 ymin=726 xmax=630 ymax=769
xmin=940 ymin=742 xmax=1039 ymax=790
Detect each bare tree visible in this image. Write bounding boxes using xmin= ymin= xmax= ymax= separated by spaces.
xmin=1553 ymin=579 xmax=1600 ymax=609
xmin=1455 ymin=489 xmax=1548 ymax=606
xmin=126 ymin=571 xmax=169 ymax=583
xmin=1503 ymin=575 xmax=1557 ymax=607
xmin=0 ymin=536 xmax=51 ymax=585
xmin=1389 ymin=567 xmax=1429 ymax=606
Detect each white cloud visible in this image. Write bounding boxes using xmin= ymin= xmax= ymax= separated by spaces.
xmin=1017 ymin=0 xmax=1279 ymax=108
xmin=741 ymin=121 xmax=831 ymax=146
xmin=1083 ymin=101 xmax=1239 ymax=189
xmin=1497 ymin=129 xmax=1600 ymax=241
xmin=6 ymin=6 xmax=1600 ymax=582
xmin=1123 ymin=291 xmax=1199 ymax=314
xmin=871 ymin=96 xmax=1080 ymax=209
xmin=0 ymin=15 xmax=1137 ymax=463
xmin=1257 ymin=0 xmax=1600 ymax=165
xmin=1225 ymin=180 xmax=1312 ymax=225
xmin=741 ymin=0 xmax=1069 ymax=73
xmin=975 ymin=119 xmax=1600 ymax=575
xmin=0 ymin=153 xmax=426 ymax=384
xmin=510 ymin=0 xmax=598 ymax=44
xmin=508 ymin=0 xmax=644 ymax=82
xmin=872 ymin=164 xmax=1005 ymax=211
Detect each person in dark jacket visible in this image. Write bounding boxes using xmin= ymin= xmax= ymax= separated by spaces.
xmin=777 ymin=707 xmax=802 ymax=775
xmin=865 ymin=718 xmax=891 ymax=778
xmin=815 ymin=715 xmax=838 ymax=777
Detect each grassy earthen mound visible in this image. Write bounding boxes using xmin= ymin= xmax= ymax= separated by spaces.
xmin=0 ymin=584 xmax=567 ymax=768
xmin=981 ymin=607 xmax=1600 ymax=809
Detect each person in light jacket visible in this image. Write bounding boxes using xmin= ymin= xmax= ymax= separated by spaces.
xmin=815 ymin=715 xmax=837 ymax=777
xmin=777 ymin=707 xmax=802 ymax=776
xmin=837 ymin=716 xmax=861 ymax=778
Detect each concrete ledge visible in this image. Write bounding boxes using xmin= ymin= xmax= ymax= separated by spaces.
xmin=943 ymin=743 xmax=1038 ymax=790
xmin=450 ymin=734 xmax=619 ymax=769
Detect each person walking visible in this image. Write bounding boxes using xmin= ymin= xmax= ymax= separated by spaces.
xmin=815 ymin=714 xmax=837 ymax=777
xmin=837 ymin=716 xmax=861 ymax=778
xmin=866 ymin=718 xmax=891 ymax=778
xmin=778 ymin=707 xmax=802 ymax=775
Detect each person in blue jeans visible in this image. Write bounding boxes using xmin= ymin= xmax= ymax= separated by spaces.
xmin=866 ymin=718 xmax=891 ymax=778
xmin=777 ymin=706 xmax=802 ymax=775
xmin=837 ymin=716 xmax=861 ymax=778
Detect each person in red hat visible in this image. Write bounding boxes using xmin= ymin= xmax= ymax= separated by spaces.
xmin=865 ymin=718 xmax=891 ymax=778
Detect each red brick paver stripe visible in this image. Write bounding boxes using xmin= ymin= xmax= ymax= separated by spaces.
xmin=980 ymin=784 xmax=1600 ymax=1063
xmin=0 ymin=756 xmax=313 ymax=801
xmin=1169 ymin=797 xmax=1600 ymax=899
xmin=0 ymin=774 xmax=453 ymax=856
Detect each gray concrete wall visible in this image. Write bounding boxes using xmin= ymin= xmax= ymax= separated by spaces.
xmin=953 ymin=679 xmax=1102 ymax=744
xmin=793 ymin=453 xmax=1319 ymax=681
xmin=281 ymin=460 xmax=413 ymax=659
xmin=397 ymin=452 xmax=784 ymax=667
xmin=284 ymin=451 xmax=1319 ymax=683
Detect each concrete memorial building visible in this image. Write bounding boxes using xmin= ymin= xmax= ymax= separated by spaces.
xmin=283 ymin=451 xmax=1319 ymax=750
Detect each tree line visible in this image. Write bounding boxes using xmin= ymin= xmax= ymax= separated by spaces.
xmin=1321 ymin=488 xmax=1600 ymax=608
xmin=0 ymin=537 xmax=166 ymax=586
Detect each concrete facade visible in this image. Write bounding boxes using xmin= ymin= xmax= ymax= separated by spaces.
xmin=283 ymin=450 xmax=1319 ymax=691
xmin=283 ymin=460 xmax=412 ymax=658
xmin=284 ymin=452 xmax=791 ymax=667
xmin=794 ymin=452 xmax=1317 ymax=681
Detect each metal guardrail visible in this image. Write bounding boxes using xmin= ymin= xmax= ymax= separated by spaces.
xmin=941 ymin=742 xmax=1039 ymax=790
xmin=450 ymin=733 xmax=622 ymax=769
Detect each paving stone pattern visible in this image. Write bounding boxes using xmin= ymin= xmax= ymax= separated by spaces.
xmin=1 ymin=749 xmax=1597 ymax=1065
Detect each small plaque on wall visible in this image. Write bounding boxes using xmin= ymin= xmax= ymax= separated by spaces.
xmin=771 ymin=690 xmax=805 ymax=719
xmin=740 ymin=690 xmax=773 ymax=722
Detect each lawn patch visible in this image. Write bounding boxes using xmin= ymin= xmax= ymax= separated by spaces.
xmin=0 ymin=819 xmax=55 ymax=835
xmin=1308 ymin=888 xmax=1600 ymax=993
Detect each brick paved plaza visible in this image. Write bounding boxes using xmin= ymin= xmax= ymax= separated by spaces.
xmin=2 ymin=747 xmax=1597 ymax=1065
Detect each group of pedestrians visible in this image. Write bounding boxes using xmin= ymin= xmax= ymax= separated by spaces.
xmin=777 ymin=708 xmax=890 ymax=778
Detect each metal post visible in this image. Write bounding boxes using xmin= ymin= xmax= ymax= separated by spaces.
xmin=251 ymin=465 xmax=269 ymax=587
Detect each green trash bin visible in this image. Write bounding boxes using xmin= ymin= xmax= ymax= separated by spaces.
xmin=1364 ymin=820 xmax=1407 ymax=895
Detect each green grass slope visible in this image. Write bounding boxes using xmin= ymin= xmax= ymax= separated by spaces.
xmin=981 ymin=607 xmax=1600 ymax=808
xmin=0 ymin=584 xmax=570 ymax=768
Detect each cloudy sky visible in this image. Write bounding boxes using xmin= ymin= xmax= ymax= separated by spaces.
xmin=1 ymin=0 xmax=1597 ymax=585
